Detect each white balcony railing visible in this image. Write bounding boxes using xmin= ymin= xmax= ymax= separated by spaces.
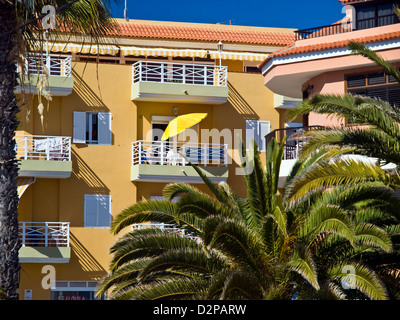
xmin=132 ymin=223 xmax=201 ymax=243
xmin=132 ymin=61 xmax=228 ymax=87
xmin=22 ymin=53 xmax=72 ymax=77
xmin=19 ymin=222 xmax=70 ymax=247
xmin=15 ymin=135 xmax=71 ymax=161
xmin=132 ymin=140 xmax=228 ymax=167
xmin=265 ymin=126 xmax=324 ymax=160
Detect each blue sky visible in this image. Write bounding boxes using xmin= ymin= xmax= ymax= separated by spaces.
xmin=110 ymin=0 xmax=345 ymax=30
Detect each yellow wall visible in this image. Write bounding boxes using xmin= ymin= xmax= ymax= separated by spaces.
xmin=17 ymin=58 xmax=280 ymax=299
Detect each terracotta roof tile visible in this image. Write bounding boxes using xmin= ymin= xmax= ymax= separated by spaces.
xmin=260 ymin=29 xmax=400 ymax=67
xmin=105 ymin=21 xmax=295 ymax=46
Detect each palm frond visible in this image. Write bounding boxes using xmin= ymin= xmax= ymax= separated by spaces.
xmin=328 ymin=262 xmax=388 ymax=300
xmin=133 ymin=279 xmax=206 ymax=300
xmin=220 ymin=271 xmax=264 ymax=300
xmin=110 ymin=200 xmax=178 ymax=234
xmin=287 ymin=158 xmax=392 ymax=203
xmin=287 ymin=245 xmax=319 ymax=290
xmin=109 ymin=228 xmax=202 ymax=271
xmin=301 ymin=204 xmax=356 ymax=246
xmin=355 ymin=223 xmax=393 ymax=253
xmin=348 ymin=41 xmax=400 ymax=85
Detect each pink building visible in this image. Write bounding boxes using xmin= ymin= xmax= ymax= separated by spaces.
xmin=261 ymin=0 xmax=400 ymax=128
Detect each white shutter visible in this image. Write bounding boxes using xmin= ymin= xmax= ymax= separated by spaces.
xmin=97 ymin=195 xmax=111 ymax=227
xmin=84 ymin=194 xmax=111 ymax=228
xmin=84 ymin=195 xmax=98 ymax=227
xmin=73 ymin=111 xmax=86 ymax=144
xmin=97 ymin=112 xmax=112 ymax=145
xmin=257 ymin=121 xmax=271 ymax=152
xmin=245 ymin=120 xmax=258 ymax=150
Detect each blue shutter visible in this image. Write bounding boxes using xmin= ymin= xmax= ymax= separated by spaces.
xmin=257 ymin=121 xmax=271 ymax=152
xmin=245 ymin=120 xmax=258 ymax=150
xmin=97 ymin=195 xmax=112 ymax=227
xmin=97 ymin=112 xmax=112 ymax=145
xmin=84 ymin=195 xmax=98 ymax=227
xmin=84 ymin=194 xmax=111 ymax=228
xmin=73 ymin=111 xmax=86 ymax=144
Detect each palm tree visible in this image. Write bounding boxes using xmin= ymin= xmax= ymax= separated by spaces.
xmin=0 ymin=0 xmax=116 ymax=300
xmin=286 ymin=37 xmax=400 ymax=299
xmin=98 ymin=139 xmax=400 ymax=300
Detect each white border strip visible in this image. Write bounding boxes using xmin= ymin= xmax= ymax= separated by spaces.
xmin=262 ymin=38 xmax=400 ymax=75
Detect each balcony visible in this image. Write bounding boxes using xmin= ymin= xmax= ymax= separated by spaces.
xmin=132 ymin=223 xmax=201 ymax=243
xmin=294 ymin=21 xmax=353 ymax=41
xmin=131 ymin=140 xmax=229 ymax=183
xmin=294 ymin=13 xmax=399 ymax=40
xmin=131 ymin=61 xmax=228 ymax=104
xmin=265 ymin=126 xmax=323 ymax=187
xmin=16 ymin=53 xmax=73 ymax=96
xmin=16 ymin=135 xmax=72 ymax=179
xmin=18 ymin=222 xmax=71 ymax=263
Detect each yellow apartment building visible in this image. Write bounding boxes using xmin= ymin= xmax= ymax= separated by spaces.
xmin=15 ymin=18 xmax=295 ymax=300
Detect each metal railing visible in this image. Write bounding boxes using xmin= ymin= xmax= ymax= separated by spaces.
xmin=265 ymin=126 xmax=324 ymax=160
xmin=132 ymin=140 xmax=228 ymax=167
xmin=294 ymin=21 xmax=353 ymax=40
xmin=132 ymin=61 xmax=228 ymax=87
xmin=295 ymin=14 xmax=399 ymax=40
xmin=19 ymin=222 xmax=70 ymax=247
xmin=15 ymin=135 xmax=71 ymax=161
xmin=22 ymin=53 xmax=72 ymax=77
xmin=132 ymin=222 xmax=201 ymax=243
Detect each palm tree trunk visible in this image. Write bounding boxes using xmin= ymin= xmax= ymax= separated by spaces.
xmin=0 ymin=1 xmax=22 ymax=300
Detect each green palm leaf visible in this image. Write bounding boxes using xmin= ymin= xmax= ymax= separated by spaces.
xmin=287 ymin=245 xmax=319 ymax=290
xmin=355 ymin=223 xmax=392 ymax=253
xmin=328 ymin=263 xmax=388 ymax=300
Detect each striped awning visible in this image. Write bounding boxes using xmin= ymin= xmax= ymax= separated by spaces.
xmin=17 ymin=177 xmax=36 ymax=199
xmin=32 ymin=42 xmax=269 ymax=61
xmin=120 ymin=46 xmax=208 ymax=58
xmin=208 ymin=50 xmax=269 ymax=62
xmin=32 ymin=42 xmax=120 ymax=56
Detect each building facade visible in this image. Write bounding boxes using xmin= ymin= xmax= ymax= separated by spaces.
xmin=15 ymin=19 xmax=295 ymax=300
xmin=261 ymin=0 xmax=400 ymax=183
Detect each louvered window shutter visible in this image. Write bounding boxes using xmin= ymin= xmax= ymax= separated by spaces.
xmin=257 ymin=121 xmax=271 ymax=152
xmin=245 ymin=120 xmax=257 ymax=150
xmin=97 ymin=112 xmax=112 ymax=145
xmin=84 ymin=194 xmax=111 ymax=228
xmin=73 ymin=111 xmax=86 ymax=144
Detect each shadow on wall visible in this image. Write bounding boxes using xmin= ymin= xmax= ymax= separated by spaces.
xmin=227 ymin=81 xmax=259 ymax=120
xmin=71 ymin=149 xmax=110 ymax=194
xmin=69 ymin=232 xmax=107 ymax=280
xmin=72 ymin=69 xmax=109 ymax=111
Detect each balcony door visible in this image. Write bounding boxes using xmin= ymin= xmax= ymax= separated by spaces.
xmin=151 ymin=116 xmax=175 ymax=165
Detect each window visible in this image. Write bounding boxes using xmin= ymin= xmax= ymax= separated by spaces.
xmin=245 ymin=120 xmax=271 ymax=152
xmin=73 ymin=111 xmax=112 ymax=145
xmin=244 ymin=66 xmax=261 ymax=73
xmin=346 ymin=72 xmax=400 ymax=108
xmin=355 ymin=2 xmax=400 ymax=30
xmin=51 ymin=281 xmax=105 ymax=300
xmin=84 ymin=194 xmax=111 ymax=228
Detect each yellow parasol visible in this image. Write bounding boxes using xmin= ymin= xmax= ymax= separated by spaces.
xmin=161 ymin=113 xmax=208 ymax=141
